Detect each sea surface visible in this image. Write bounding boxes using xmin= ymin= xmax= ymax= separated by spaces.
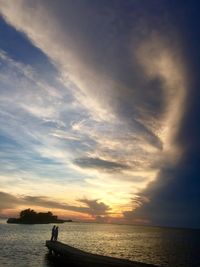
xmin=0 ymin=219 xmax=199 ymax=267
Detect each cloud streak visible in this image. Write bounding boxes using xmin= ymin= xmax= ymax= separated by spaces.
xmin=74 ymin=157 xmax=129 ymax=172
xmin=0 ymin=191 xmax=110 ymax=219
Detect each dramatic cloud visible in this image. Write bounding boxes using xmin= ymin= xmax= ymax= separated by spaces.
xmin=0 ymin=1 xmax=199 ymax=227
xmin=119 ymin=1 xmax=200 ymax=229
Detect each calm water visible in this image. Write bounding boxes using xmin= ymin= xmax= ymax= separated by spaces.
xmin=0 ymin=220 xmax=200 ymax=267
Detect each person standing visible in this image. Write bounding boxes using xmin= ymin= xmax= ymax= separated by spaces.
xmin=54 ymin=226 xmax=59 ymax=241
xmin=50 ymin=225 xmax=56 ymax=241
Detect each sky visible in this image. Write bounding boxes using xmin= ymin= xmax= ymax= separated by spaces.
xmin=0 ymin=0 xmax=199 ymax=228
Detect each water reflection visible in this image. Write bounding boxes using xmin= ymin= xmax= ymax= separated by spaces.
xmin=0 ymin=220 xmax=200 ymax=267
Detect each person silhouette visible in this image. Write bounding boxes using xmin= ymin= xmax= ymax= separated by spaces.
xmin=54 ymin=226 xmax=59 ymax=241
xmin=51 ymin=225 xmax=56 ymax=241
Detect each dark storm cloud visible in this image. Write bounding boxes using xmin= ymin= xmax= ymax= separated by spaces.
xmin=122 ymin=1 xmax=200 ymax=229
xmin=124 ymin=163 xmax=200 ymax=228
xmin=74 ymin=157 xmax=128 ymax=171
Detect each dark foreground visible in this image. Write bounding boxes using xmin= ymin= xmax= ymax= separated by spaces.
xmin=46 ymin=241 xmax=158 ymax=267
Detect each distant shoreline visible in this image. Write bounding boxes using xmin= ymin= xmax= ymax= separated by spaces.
xmin=7 ymin=209 xmax=72 ymax=224
xmin=7 ymin=218 xmax=72 ymax=224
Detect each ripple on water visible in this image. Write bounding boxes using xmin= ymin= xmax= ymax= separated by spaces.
xmin=0 ymin=220 xmax=200 ymax=267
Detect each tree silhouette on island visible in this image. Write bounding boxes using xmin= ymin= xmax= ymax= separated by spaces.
xmin=7 ymin=209 xmax=72 ymax=224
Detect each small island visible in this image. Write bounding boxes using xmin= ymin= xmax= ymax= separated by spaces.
xmin=7 ymin=208 xmax=72 ymax=224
